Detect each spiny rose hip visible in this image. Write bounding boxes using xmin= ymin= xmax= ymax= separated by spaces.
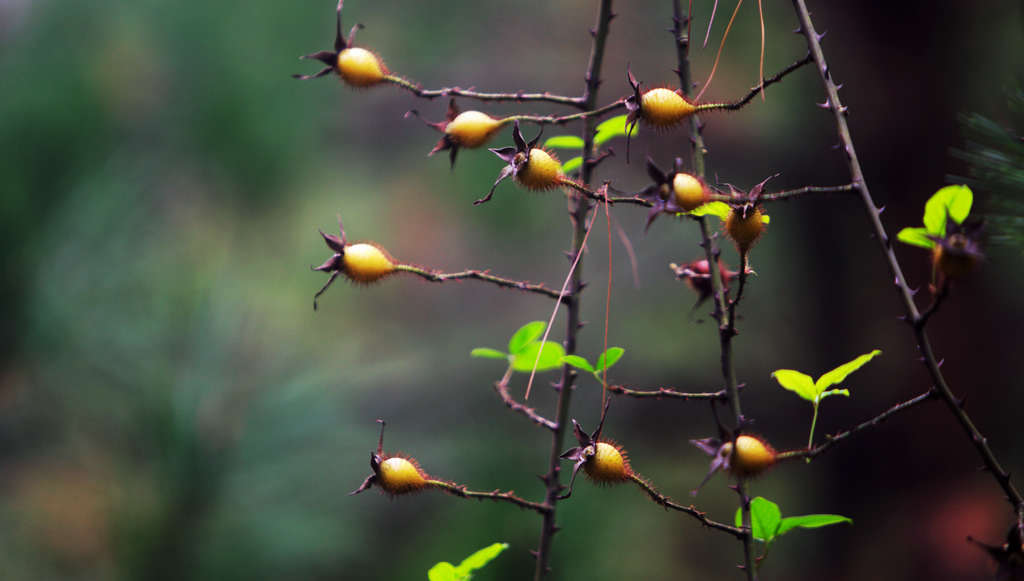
xmin=928 ymin=219 xmax=984 ymax=284
xmin=476 ymin=121 xmax=567 ymax=205
xmin=407 ymin=99 xmax=509 ymax=168
xmin=351 ymin=420 xmax=431 ymax=496
xmin=293 ymin=1 xmax=388 ymax=88
xmin=691 ymin=433 xmax=778 ymax=493
xmin=641 ymin=157 xmax=710 ymax=230
xmin=624 ymin=69 xmax=696 ymax=160
xmin=725 ymin=204 xmax=765 ymax=252
xmin=312 ymin=215 xmax=397 ymax=309
xmin=669 ymin=258 xmax=743 ymax=311
xmin=582 ymin=441 xmax=632 ymax=483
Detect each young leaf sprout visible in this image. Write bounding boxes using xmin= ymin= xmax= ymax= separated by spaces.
xmin=293 ymin=1 xmax=388 ymax=87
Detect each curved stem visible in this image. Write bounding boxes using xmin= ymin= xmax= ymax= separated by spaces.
xmin=609 ymin=384 xmax=734 ymax=400
xmin=629 ymin=474 xmax=747 ymax=538
xmin=394 ymin=265 xmax=568 ymax=301
xmin=693 ymin=52 xmax=812 ymax=112
xmin=428 ymin=480 xmax=550 ymax=514
xmin=384 ymin=75 xmax=585 ymax=107
xmin=791 ymin=0 xmax=1023 ymax=516
xmin=507 ymin=99 xmax=626 ymax=126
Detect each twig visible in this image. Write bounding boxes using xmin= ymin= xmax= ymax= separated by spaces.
xmin=495 ymin=380 xmax=558 ymax=431
xmin=757 ymin=183 xmax=857 ymax=202
xmin=673 ymin=2 xmax=756 ymax=578
xmin=608 ymin=384 xmax=734 ymax=401
xmin=791 ymin=0 xmax=1023 ymax=516
xmin=533 ymin=2 xmax=614 ymax=579
xmin=629 ymin=474 xmax=747 ymax=538
xmin=429 ymin=480 xmax=551 ymax=514
xmin=508 ymin=99 xmax=627 ymax=125
xmin=694 ymin=53 xmax=813 ymax=113
xmin=395 ymin=265 xmax=568 ymax=301
xmin=776 ymin=390 xmax=936 ymax=461
xmin=384 ymin=75 xmax=585 ymax=108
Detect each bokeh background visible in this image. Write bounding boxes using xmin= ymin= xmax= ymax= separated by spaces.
xmin=2 ymin=1 xmax=1022 ymax=579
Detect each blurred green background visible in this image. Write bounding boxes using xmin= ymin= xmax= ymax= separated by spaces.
xmin=2 ymin=1 xmax=1022 ymax=579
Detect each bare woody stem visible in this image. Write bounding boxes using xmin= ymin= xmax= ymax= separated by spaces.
xmin=692 ymin=53 xmax=813 ymax=113
xmin=506 ymin=99 xmax=626 ymax=126
xmin=533 ymin=2 xmax=613 ymax=580
xmin=673 ymin=2 xmax=756 ymax=578
xmin=428 ymin=480 xmax=551 ymax=514
xmin=495 ymin=378 xmax=558 ymax=431
xmin=384 ymin=75 xmax=585 ymax=107
xmin=609 ymin=384 xmax=733 ymax=401
xmin=791 ymin=0 xmax=1023 ymax=516
xmin=777 ymin=390 xmax=937 ymax=462
xmin=628 ymin=474 xmax=747 ymax=538
xmin=394 ymin=265 xmax=568 ymax=302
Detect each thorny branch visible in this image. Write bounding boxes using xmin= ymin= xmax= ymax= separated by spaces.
xmin=429 ymin=480 xmax=551 ymax=514
xmin=608 ymin=384 xmax=735 ymax=401
xmin=791 ymin=0 xmax=1023 ymax=517
xmin=395 ymin=265 xmax=568 ymax=301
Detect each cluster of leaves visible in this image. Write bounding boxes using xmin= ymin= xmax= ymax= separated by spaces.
xmin=772 ymin=350 xmax=881 ymax=449
xmin=471 ymin=321 xmax=566 ymax=373
xmin=735 ymin=497 xmax=851 ymax=559
xmin=428 ymin=543 xmax=508 ymax=581
xmin=896 ymin=185 xmax=974 ymax=250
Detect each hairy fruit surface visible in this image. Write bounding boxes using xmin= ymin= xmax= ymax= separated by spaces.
xmin=726 ymin=435 xmax=777 ymax=478
xmin=725 ymin=206 xmax=765 ymax=252
xmin=640 ymin=88 xmax=696 ymax=127
xmin=518 ymin=149 xmax=564 ymax=190
xmin=377 ymin=456 xmax=429 ymax=494
xmin=336 ymin=47 xmax=386 ymax=87
xmin=446 ymin=111 xmax=506 ymax=147
xmin=343 ymin=243 xmax=396 ymax=282
xmin=583 ymin=442 xmax=632 ymax=483
xmin=672 ymin=173 xmax=708 ymax=211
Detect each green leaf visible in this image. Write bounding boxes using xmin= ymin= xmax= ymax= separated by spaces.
xmin=814 ymin=350 xmax=882 ymax=394
xmin=761 ymin=213 xmax=771 ymax=224
xmin=543 ymin=135 xmax=585 ymax=149
xmin=776 ymin=514 xmax=852 ymax=537
xmin=818 ymin=388 xmax=850 ymax=401
xmin=593 ymin=114 xmax=636 ymax=147
xmin=511 ymin=341 xmax=566 ymax=372
xmin=561 ymin=355 xmax=595 ymax=373
xmin=689 ymin=201 xmax=731 ymax=220
xmin=561 ymin=156 xmax=582 ymax=174
xmin=427 ymin=561 xmax=457 ymax=581
xmin=735 ymin=497 xmax=782 ymax=543
xmin=595 ymin=347 xmax=625 ymax=372
xmin=508 ymin=321 xmax=546 ymax=355
xmin=897 ymin=227 xmax=936 ymax=249
xmin=923 ymin=185 xmax=973 ymax=236
xmin=453 ymin=542 xmax=509 ymax=576
xmin=771 ymin=370 xmax=817 ymax=402
xmin=470 ymin=348 xmax=508 ymax=360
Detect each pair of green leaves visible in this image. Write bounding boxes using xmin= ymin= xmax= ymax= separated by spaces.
xmin=471 ymin=321 xmax=566 ymax=372
xmin=544 ymin=115 xmax=637 ymax=174
xmin=561 ymin=347 xmax=625 ymax=379
xmin=771 ymin=350 xmax=881 ymax=405
xmin=735 ymin=497 xmax=851 ymax=546
xmin=427 ymin=543 xmax=508 ymax=581
xmin=896 ymin=185 xmax=974 ymax=249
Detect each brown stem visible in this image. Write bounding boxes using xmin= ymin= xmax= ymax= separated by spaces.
xmin=533 ymin=2 xmax=613 ymax=580
xmin=395 ymin=265 xmax=568 ymax=301
xmin=495 ymin=379 xmax=558 ymax=431
xmin=429 ymin=480 xmax=551 ymax=514
xmin=384 ymin=75 xmax=585 ymax=108
xmin=777 ymin=390 xmax=936 ymax=461
xmin=674 ymin=2 xmax=755 ymax=578
xmin=608 ymin=384 xmax=735 ymax=401
xmin=791 ymin=0 xmax=1023 ymax=516
xmin=629 ymin=474 xmax=747 ymax=538
xmin=694 ymin=53 xmax=813 ymax=112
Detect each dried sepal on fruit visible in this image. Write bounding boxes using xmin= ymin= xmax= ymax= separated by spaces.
xmin=929 ymin=218 xmax=984 ymax=286
xmin=293 ymin=0 xmax=388 ymax=87
xmin=641 ymin=157 xmax=711 ymax=230
xmin=312 ymin=215 xmax=397 ymax=309
xmin=407 ymin=99 xmax=510 ymax=168
xmin=476 ymin=121 xmax=568 ymax=205
xmin=723 ymin=175 xmax=775 ymax=253
xmin=559 ymin=402 xmax=635 ymax=499
xmin=669 ymin=258 xmax=748 ymax=311
xmin=624 ymin=69 xmax=697 ymax=159
xmin=351 ymin=420 xmax=431 ymax=496
xmin=691 ymin=434 xmax=777 ymax=494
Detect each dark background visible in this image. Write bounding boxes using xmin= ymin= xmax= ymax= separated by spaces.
xmin=1 ymin=1 xmax=1022 ymax=579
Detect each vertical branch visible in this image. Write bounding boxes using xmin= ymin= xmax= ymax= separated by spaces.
xmin=790 ymin=0 xmax=1022 ymax=516
xmin=533 ymin=1 xmax=614 ymax=579
xmin=673 ymin=2 xmax=756 ymax=579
